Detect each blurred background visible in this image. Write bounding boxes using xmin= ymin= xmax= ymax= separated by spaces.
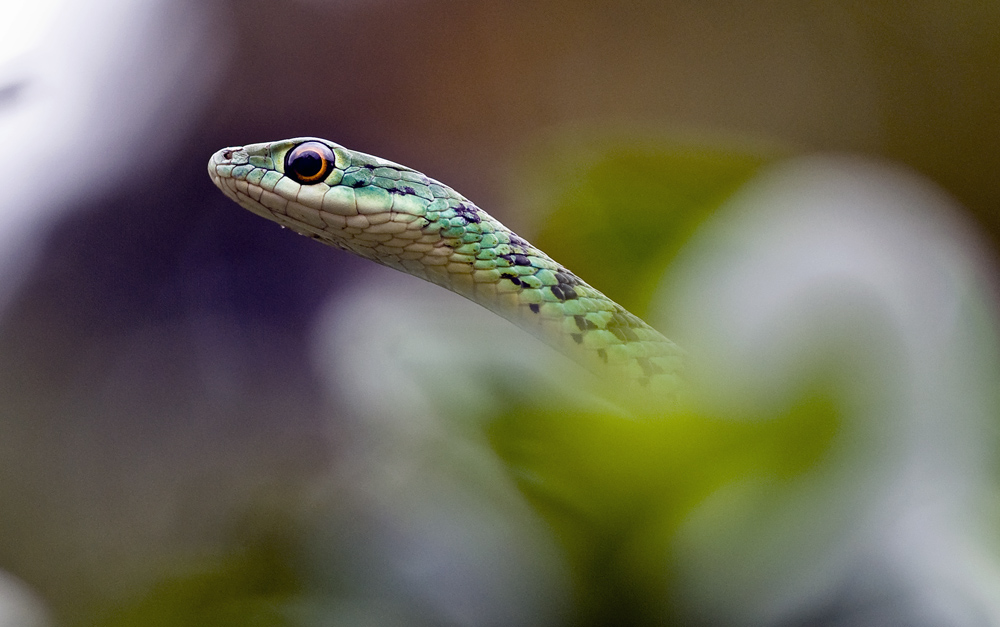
xmin=1 ymin=1 xmax=999 ymax=625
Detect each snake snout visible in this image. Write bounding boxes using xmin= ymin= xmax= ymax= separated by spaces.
xmin=211 ymin=146 xmax=249 ymax=168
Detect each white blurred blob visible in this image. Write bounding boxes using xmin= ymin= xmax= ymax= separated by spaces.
xmin=309 ymin=264 xmax=581 ymax=626
xmin=0 ymin=0 xmax=226 ymax=311
xmin=0 ymin=570 xmax=49 ymax=627
xmin=0 ymin=2 xmax=63 ymax=65
xmin=660 ymin=155 xmax=1000 ymax=626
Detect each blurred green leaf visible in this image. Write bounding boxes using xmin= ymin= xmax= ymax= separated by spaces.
xmin=494 ymin=135 xmax=831 ymax=625
xmin=520 ymin=135 xmax=780 ymax=317
xmin=488 ymin=389 xmax=839 ymax=626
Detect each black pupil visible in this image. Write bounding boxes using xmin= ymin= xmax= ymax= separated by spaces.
xmin=292 ymin=150 xmax=323 ymax=177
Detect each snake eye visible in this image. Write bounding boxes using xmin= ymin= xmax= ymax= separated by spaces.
xmin=285 ymin=141 xmax=335 ymax=184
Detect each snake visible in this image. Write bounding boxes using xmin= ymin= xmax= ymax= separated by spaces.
xmin=208 ymin=137 xmax=685 ymax=394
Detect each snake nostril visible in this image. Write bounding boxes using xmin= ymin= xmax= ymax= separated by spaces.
xmin=222 ymin=149 xmax=233 ymax=160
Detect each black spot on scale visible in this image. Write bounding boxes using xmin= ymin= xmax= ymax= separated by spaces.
xmin=509 ymin=234 xmax=529 ymax=247
xmin=503 ymin=254 xmax=532 ymax=267
xmin=606 ymin=315 xmax=640 ymax=341
xmin=555 ymin=271 xmax=582 ymax=286
xmin=550 ymin=284 xmax=578 ymax=301
xmin=529 ymin=304 xmax=540 ymax=314
xmin=571 ymin=333 xmax=583 ymax=344
xmin=574 ymin=315 xmax=598 ymax=331
xmin=402 ymin=186 xmax=416 ymax=195
xmin=453 ymin=204 xmax=481 ymax=223
xmin=349 ymin=179 xmax=366 ymax=188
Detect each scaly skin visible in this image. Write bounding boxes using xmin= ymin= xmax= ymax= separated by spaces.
xmin=208 ymin=137 xmax=684 ymax=392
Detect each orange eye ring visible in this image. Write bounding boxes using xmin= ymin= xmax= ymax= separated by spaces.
xmin=285 ymin=141 xmax=334 ymax=184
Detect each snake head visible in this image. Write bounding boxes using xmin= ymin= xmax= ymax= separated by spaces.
xmin=208 ymin=137 xmax=475 ymax=266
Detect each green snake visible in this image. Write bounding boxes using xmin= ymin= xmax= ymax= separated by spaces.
xmin=208 ymin=137 xmax=685 ymax=394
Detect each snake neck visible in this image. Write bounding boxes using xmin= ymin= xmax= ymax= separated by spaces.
xmin=376 ymin=206 xmax=686 ymax=394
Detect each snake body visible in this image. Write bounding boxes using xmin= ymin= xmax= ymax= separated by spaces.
xmin=209 ymin=137 xmax=684 ymax=392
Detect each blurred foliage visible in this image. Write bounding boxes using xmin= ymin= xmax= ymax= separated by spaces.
xmin=491 ymin=137 xmax=842 ymax=625
xmin=489 ymin=391 xmax=839 ymax=626
xmin=92 ymin=523 xmax=303 ymax=627
xmin=520 ymin=135 xmax=782 ymax=318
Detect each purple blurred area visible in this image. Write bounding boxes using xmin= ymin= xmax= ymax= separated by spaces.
xmin=0 ymin=0 xmax=998 ymax=625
